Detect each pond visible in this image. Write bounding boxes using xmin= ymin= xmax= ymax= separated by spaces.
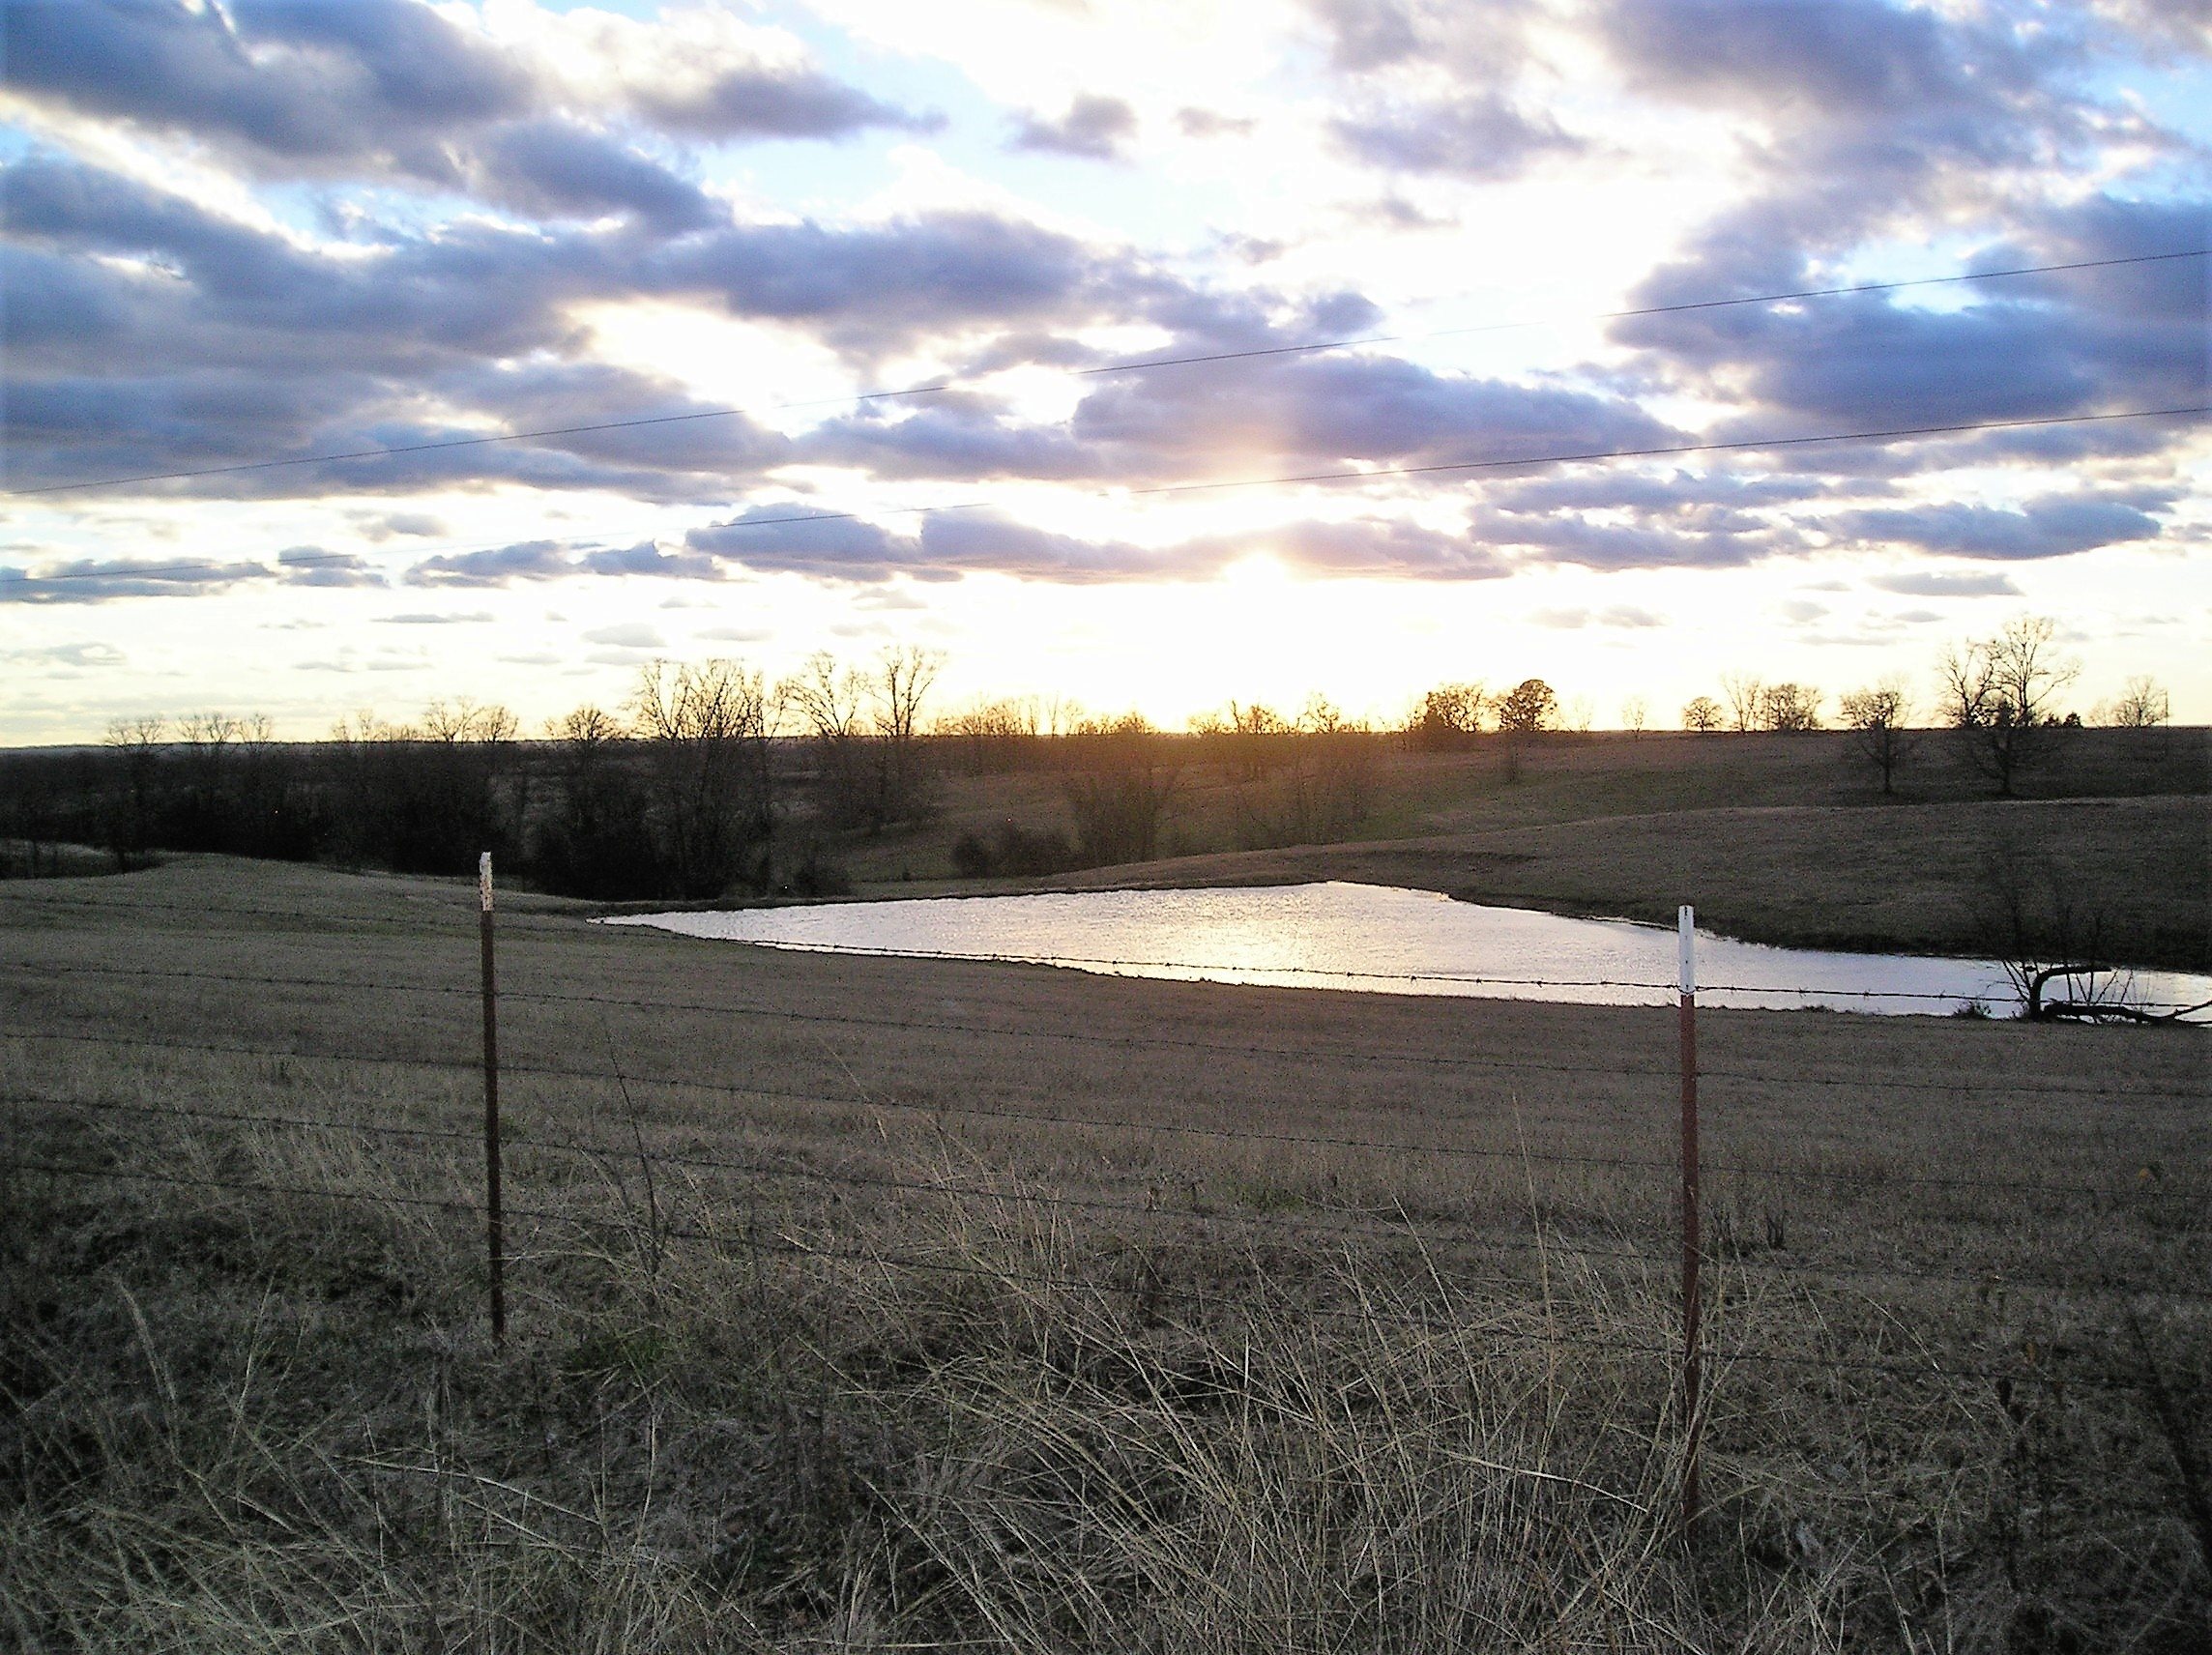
xmin=602 ymin=881 xmax=2212 ymax=1018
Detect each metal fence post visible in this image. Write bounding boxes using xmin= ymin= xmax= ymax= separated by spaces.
xmin=1678 ymin=903 xmax=1701 ymax=1542
xmin=480 ymin=852 xmax=505 ymax=1345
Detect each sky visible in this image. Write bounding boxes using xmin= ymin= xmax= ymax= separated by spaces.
xmin=1 ymin=0 xmax=2207 ymax=742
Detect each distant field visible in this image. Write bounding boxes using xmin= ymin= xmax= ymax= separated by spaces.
xmin=4 ymin=857 xmax=2206 ymax=1648
xmin=836 ymin=728 xmax=2210 ymax=971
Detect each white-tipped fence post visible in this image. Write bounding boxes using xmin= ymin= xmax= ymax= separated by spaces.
xmin=1677 ymin=904 xmax=1701 ymax=1542
xmin=480 ymin=852 xmax=505 ymax=1345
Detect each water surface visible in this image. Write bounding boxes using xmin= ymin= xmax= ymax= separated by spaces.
xmin=604 ymin=882 xmax=2212 ymax=1018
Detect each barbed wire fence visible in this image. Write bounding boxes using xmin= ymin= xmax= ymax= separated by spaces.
xmin=3 ymin=864 xmax=2207 ymax=1557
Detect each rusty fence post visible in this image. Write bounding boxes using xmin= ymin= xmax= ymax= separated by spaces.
xmin=480 ymin=851 xmax=505 ymax=1345
xmin=1678 ymin=903 xmax=1701 ymax=1544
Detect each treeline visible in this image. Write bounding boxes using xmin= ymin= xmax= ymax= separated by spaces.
xmin=0 ymin=649 xmax=1372 ymax=897
xmin=0 ymin=621 xmax=2178 ymax=892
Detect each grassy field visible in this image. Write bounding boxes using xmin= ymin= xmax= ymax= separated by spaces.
xmin=3 ymin=856 xmax=2208 ymax=1650
xmin=832 ymin=729 xmax=2209 ymax=971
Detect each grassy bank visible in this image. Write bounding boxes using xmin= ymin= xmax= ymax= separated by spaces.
xmin=832 ymin=729 xmax=2210 ymax=972
xmin=4 ymin=859 xmax=2207 ymax=1649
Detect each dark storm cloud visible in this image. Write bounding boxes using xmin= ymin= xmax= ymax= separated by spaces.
xmin=1011 ymin=96 xmax=1138 ymax=160
xmin=1832 ymin=498 xmax=2166 ymax=560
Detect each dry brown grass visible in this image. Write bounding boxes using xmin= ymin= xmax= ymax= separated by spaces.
xmin=3 ymin=857 xmax=2207 ymax=1650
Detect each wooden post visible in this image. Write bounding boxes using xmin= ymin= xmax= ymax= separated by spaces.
xmin=1678 ymin=904 xmax=1701 ymax=1542
xmin=480 ymin=852 xmax=505 ymax=1345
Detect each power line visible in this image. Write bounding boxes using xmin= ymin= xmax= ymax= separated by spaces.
xmin=9 ymin=248 xmax=2200 ymax=499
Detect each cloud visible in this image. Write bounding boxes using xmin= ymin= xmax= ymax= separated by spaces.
xmin=1 ymin=0 xmax=925 ymax=188
xmin=1870 ymin=570 xmax=2023 ymax=597
xmin=376 ymin=610 xmax=494 ymax=624
xmin=630 ymin=64 xmax=934 ymax=140
xmin=470 ymin=120 xmax=715 ymax=229
xmin=1835 ymin=497 xmax=2165 ymax=560
xmin=1011 ymin=96 xmax=1138 ymax=160
xmin=1528 ymin=602 xmax=1668 ymax=629
xmin=362 ymin=511 xmax=446 ymax=538
xmin=405 ymin=539 xmax=574 ymax=587
xmin=1331 ymin=94 xmax=1579 ymax=179
xmin=4 ymin=641 xmax=127 ymax=668
xmin=681 ymin=508 xmax=1510 ymax=584
xmin=1 ymin=153 xmax=1269 ymax=496
xmin=583 ymin=623 xmax=665 ymax=648
xmin=279 ymin=548 xmax=387 ymax=587
xmin=0 ymin=555 xmax=269 ymax=603
xmin=1177 ymin=107 xmax=1255 ymax=138
xmin=581 ymin=540 xmax=728 ymax=580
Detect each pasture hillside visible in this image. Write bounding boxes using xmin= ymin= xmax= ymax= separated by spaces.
xmin=834 ymin=729 xmax=2209 ymax=971
xmin=2 ymin=857 xmax=2205 ymax=1649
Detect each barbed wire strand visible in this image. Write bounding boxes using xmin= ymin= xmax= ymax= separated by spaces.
xmin=18 ymin=1088 xmax=2200 ymax=1303
xmin=2 ymin=1152 xmax=2176 ymax=1395
xmin=7 ymin=958 xmax=2204 ymax=1099
xmin=5 ymin=1026 xmax=2194 ymax=1202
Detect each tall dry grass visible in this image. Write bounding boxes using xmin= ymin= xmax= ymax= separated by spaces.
xmin=3 ymin=857 xmax=2207 ymax=1649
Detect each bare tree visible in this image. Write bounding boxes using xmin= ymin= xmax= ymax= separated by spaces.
xmin=1837 ymin=682 xmax=1918 ymax=795
xmin=1936 ymin=616 xmax=2079 ymax=797
xmin=1758 ymin=682 xmax=1822 ymax=732
xmin=2097 ymin=675 xmax=2170 ymax=728
xmin=1719 ymin=672 xmax=1764 ymax=732
xmin=422 ymin=697 xmax=518 ymax=743
xmin=632 ymin=658 xmax=775 ymax=896
xmin=869 ymin=645 xmax=942 ymax=744
xmin=780 ymin=652 xmax=868 ymax=742
xmin=1063 ymin=719 xmax=1180 ymax=865
xmin=1619 ymin=695 xmax=1648 ymax=737
xmin=1297 ymin=692 xmax=1349 ymax=734
xmin=868 ymin=644 xmax=943 ymax=825
xmin=1681 ymin=695 xmax=1724 ymax=733
xmin=102 ymin=714 xmax=166 ymax=868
